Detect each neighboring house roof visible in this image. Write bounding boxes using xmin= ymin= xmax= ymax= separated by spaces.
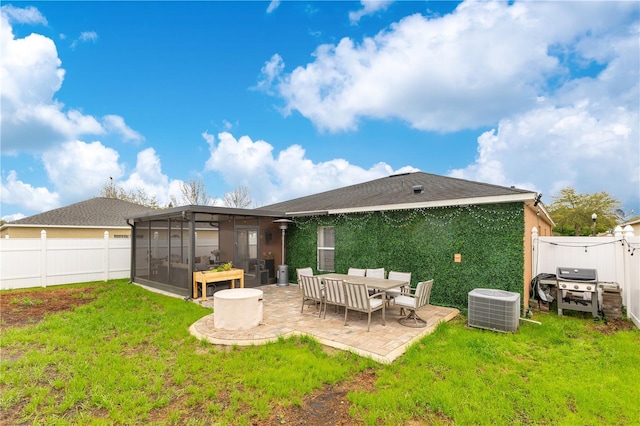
xmin=2 ymin=197 xmax=156 ymax=229
xmin=623 ymin=217 xmax=640 ymax=227
xmin=260 ymin=171 xmax=538 ymax=215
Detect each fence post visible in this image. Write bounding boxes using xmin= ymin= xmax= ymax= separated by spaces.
xmin=623 ymin=225 xmax=635 ymax=238
xmin=614 ymin=226 xmax=623 ymax=237
xmin=622 ymin=226 xmax=635 ymax=314
xmin=104 ymin=231 xmax=110 ymax=281
xmin=40 ymin=230 xmax=47 ymax=287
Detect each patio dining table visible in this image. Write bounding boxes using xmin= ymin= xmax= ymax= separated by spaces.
xmin=318 ymin=273 xmax=409 ymax=322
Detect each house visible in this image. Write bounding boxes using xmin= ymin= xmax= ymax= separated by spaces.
xmin=0 ymin=197 xmax=157 ymax=239
xmin=258 ymin=172 xmax=554 ymax=311
xmin=621 ymin=217 xmax=640 ymax=235
xmin=125 ymin=171 xmax=553 ymax=311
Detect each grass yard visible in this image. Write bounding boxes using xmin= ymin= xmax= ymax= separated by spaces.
xmin=1 ymin=280 xmax=639 ymax=425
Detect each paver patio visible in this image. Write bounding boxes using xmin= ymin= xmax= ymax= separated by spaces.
xmin=189 ymin=284 xmax=459 ymax=363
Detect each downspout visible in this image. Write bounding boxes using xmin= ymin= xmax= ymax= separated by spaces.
xmin=127 ymin=219 xmax=135 ymax=284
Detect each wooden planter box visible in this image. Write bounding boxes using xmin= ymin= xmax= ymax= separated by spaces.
xmin=193 ymin=268 xmax=245 ymax=301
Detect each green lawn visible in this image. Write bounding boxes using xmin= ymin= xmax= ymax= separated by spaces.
xmin=1 ymin=280 xmax=639 ymax=425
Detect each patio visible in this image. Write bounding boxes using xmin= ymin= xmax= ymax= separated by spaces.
xmin=189 ymin=284 xmax=459 ymax=363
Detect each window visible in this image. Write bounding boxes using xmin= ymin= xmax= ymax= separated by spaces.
xmin=317 ymin=226 xmax=335 ymax=271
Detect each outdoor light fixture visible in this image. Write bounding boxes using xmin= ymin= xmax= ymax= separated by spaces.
xmin=533 ymin=193 xmax=542 ymax=207
xmin=592 ymin=213 xmax=597 ymax=236
xmin=273 ymin=219 xmax=294 ymax=286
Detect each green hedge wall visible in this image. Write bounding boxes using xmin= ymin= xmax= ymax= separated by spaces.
xmin=287 ymin=203 xmax=525 ymax=311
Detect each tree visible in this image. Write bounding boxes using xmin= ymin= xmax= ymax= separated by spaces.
xmin=171 ymin=178 xmax=213 ymax=206
xmin=547 ymin=187 xmax=621 ymax=236
xmin=99 ymin=178 xmax=160 ymax=208
xmin=223 ymin=185 xmax=253 ymax=208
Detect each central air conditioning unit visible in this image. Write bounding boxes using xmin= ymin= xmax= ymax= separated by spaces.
xmin=468 ymin=288 xmax=520 ymax=333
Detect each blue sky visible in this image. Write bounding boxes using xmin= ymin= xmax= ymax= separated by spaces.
xmin=1 ymin=1 xmax=639 ymax=221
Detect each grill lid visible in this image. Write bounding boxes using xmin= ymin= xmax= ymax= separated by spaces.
xmin=556 ymin=267 xmax=597 ymax=282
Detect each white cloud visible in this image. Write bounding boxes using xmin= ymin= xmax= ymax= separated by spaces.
xmin=266 ymin=1 xmax=280 ymax=14
xmin=349 ymin=0 xmax=394 ymax=25
xmin=102 ymin=115 xmax=144 ymax=143
xmin=254 ymin=53 xmax=284 ymax=94
xmin=261 ymin=1 xmax=636 ymax=134
xmin=71 ymin=30 xmax=98 ymax=49
xmin=203 ymin=131 xmax=417 ymax=206
xmin=119 ymin=148 xmax=187 ymax=207
xmin=449 ymin=10 xmax=639 ymax=209
xmin=0 ymin=4 xmax=47 ymax=25
xmin=0 ymin=170 xmax=60 ymax=216
xmin=0 ymin=7 xmax=139 ymax=152
xmin=450 ymin=99 xmax=638 ymax=207
xmin=42 ymin=140 xmax=124 ymax=198
xmin=1 ymin=212 xmax=26 ymax=222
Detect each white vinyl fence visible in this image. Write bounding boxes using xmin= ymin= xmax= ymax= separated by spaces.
xmin=0 ymin=231 xmax=131 ymax=290
xmin=532 ymin=226 xmax=640 ymax=329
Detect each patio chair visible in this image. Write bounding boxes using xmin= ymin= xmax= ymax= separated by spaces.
xmin=347 ymin=268 xmax=366 ymax=276
xmin=343 ymin=280 xmax=385 ymax=331
xmin=394 ymin=279 xmax=433 ymax=328
xmin=365 ymin=268 xmax=385 ymax=278
xmin=365 ymin=268 xmax=386 ymax=295
xmin=300 ymin=274 xmax=324 ymax=317
xmin=296 ymin=267 xmax=313 ymax=285
xmin=385 ymin=271 xmax=412 ymax=304
xmin=322 ymin=277 xmax=346 ymax=318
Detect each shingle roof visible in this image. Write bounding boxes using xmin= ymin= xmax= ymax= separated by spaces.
xmin=259 ymin=172 xmax=535 ymax=214
xmin=7 ymin=197 xmax=156 ymax=227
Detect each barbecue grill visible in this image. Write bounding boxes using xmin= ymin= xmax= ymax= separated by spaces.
xmin=555 ymin=267 xmax=599 ymax=317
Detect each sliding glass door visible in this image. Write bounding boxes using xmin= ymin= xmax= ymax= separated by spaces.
xmin=236 ymin=226 xmax=260 ymax=287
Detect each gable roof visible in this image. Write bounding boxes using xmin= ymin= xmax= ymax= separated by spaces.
xmin=260 ymin=172 xmax=537 ymax=215
xmin=3 ymin=197 xmax=156 ymax=228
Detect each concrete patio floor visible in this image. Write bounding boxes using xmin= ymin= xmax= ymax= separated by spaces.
xmin=189 ymin=284 xmax=459 ymax=364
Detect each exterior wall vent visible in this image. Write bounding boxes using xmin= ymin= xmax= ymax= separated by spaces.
xmin=468 ymin=288 xmax=520 ymax=332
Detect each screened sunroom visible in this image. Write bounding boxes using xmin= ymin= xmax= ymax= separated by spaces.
xmin=127 ymin=205 xmax=286 ymax=297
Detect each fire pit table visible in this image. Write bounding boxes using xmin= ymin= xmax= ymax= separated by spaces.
xmin=213 ymin=288 xmax=264 ymax=330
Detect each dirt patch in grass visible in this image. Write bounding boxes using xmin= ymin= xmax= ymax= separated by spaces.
xmin=263 ymin=368 xmax=378 ymax=425
xmin=0 ymin=286 xmax=98 ymax=330
xmin=588 ymin=317 xmax=637 ymax=334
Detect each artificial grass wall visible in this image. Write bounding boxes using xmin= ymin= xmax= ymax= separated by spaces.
xmin=286 ymin=203 xmax=525 ymax=311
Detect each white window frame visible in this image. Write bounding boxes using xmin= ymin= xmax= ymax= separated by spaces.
xmin=317 ymin=226 xmax=335 ymax=272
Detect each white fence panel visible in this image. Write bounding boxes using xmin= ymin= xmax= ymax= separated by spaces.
xmin=107 ymin=241 xmax=131 ymax=280
xmin=0 ymin=232 xmax=131 ymax=290
xmin=534 ymin=236 xmax=625 ymax=284
xmin=533 ymin=228 xmax=639 ymax=329
xmin=0 ymin=238 xmax=43 ymax=288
